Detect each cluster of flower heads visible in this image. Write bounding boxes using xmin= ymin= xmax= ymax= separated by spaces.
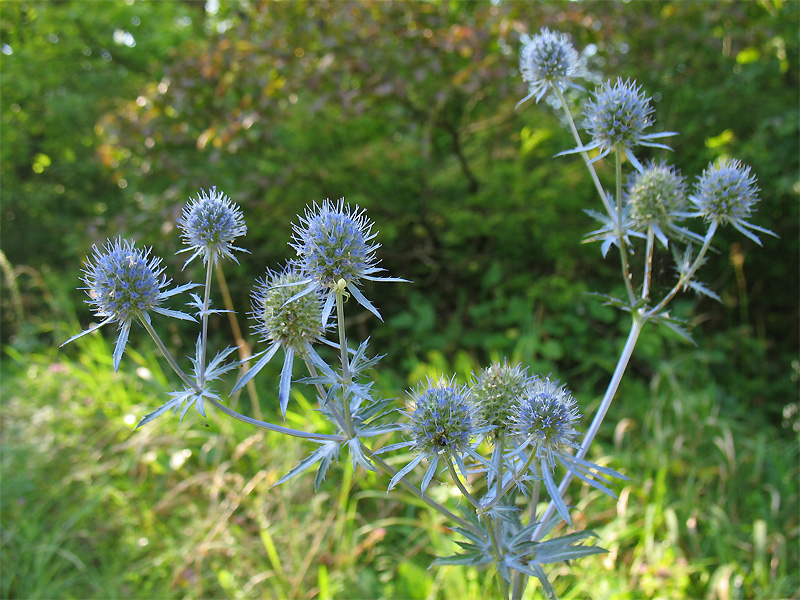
xmin=390 ymin=363 xmax=584 ymax=492
xmin=61 ymin=237 xmax=195 ymax=371
xmin=517 ymin=27 xmax=775 ymax=248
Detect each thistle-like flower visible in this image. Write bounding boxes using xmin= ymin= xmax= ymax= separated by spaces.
xmin=562 ymin=78 xmax=676 ymax=172
xmin=469 ymin=361 xmax=535 ymax=442
xmin=517 ymin=27 xmax=580 ymax=107
xmin=687 ymin=158 xmax=776 ymax=245
xmin=408 ymin=378 xmax=476 ymax=458
xmin=177 ymin=187 xmax=247 ymax=267
xmin=232 ymin=263 xmax=330 ymax=416
xmin=61 ymin=237 xmax=196 ymax=371
xmin=512 ymin=378 xmax=581 ymax=470
xmin=625 ymin=161 xmax=699 ymax=247
xmin=287 ymin=198 xmax=407 ymax=323
xmin=387 ymin=377 xmax=479 ymax=492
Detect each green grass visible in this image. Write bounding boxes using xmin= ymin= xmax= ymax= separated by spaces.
xmin=1 ymin=330 xmax=798 ymax=599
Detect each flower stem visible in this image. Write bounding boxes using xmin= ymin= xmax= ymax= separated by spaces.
xmin=615 ymin=147 xmax=636 ymax=305
xmin=215 ymin=263 xmax=261 ymax=420
xmin=445 ymin=454 xmax=480 ymax=508
xmin=205 ymin=396 xmax=345 ymax=441
xmin=530 ymin=313 xmax=645 ymax=543
xmin=335 ymin=290 xmax=353 ymax=431
xmin=139 ymin=316 xmax=200 ymax=393
xmin=198 ymin=260 xmax=213 ymax=385
xmin=555 ymin=87 xmax=610 ymax=213
xmin=643 ymin=225 xmax=655 ymax=301
xmin=649 ymin=222 xmax=717 ymax=317
xmin=359 ymin=443 xmax=478 ymax=534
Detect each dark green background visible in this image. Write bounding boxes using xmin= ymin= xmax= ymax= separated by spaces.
xmin=2 ymin=0 xmax=797 ymax=420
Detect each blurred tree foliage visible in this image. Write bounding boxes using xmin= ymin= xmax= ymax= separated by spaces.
xmin=2 ymin=0 xmax=797 ymax=423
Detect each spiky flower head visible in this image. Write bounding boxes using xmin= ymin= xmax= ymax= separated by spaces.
xmin=250 ymin=264 xmax=326 ymax=353
xmin=61 ymin=237 xmax=195 ymax=371
xmin=576 ymin=78 xmax=676 ymax=172
xmin=178 ymin=187 xmax=247 ymax=267
xmin=518 ymin=27 xmax=579 ymax=106
xmin=469 ymin=361 xmax=535 ymax=441
xmin=288 ymin=198 xmax=407 ymax=323
xmin=235 ymin=263 xmax=330 ymax=416
xmin=688 ymin=158 xmax=774 ymax=245
xmin=625 ymin=161 xmax=690 ymax=246
xmin=407 ymin=378 xmax=476 ymax=457
xmin=512 ymin=378 xmax=581 ymax=469
xmin=293 ymin=199 xmax=377 ymax=289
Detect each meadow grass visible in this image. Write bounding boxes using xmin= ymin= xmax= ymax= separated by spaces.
xmin=1 ymin=327 xmax=797 ymax=599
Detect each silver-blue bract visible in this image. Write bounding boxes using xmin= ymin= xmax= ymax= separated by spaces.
xmin=517 ymin=27 xmax=579 ymax=107
xmin=287 ymin=198 xmax=407 ymax=324
xmin=178 ymin=187 xmax=247 ymax=267
xmin=688 ymin=158 xmax=776 ymax=245
xmin=61 ymin=237 xmax=196 ymax=371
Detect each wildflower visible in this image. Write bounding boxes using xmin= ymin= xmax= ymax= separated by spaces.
xmin=288 ymin=199 xmax=407 ymax=324
xmin=61 ymin=237 xmax=195 ymax=372
xmin=177 ymin=187 xmax=247 ymax=267
xmin=562 ymin=78 xmax=676 ymax=172
xmin=408 ymin=378 xmax=476 ymax=457
xmin=387 ymin=377 xmax=480 ymax=492
xmin=232 ymin=263 xmax=330 ymax=416
xmin=625 ymin=161 xmax=699 ymax=247
xmin=687 ymin=158 xmax=776 ymax=245
xmin=517 ymin=27 xmax=580 ymax=107
xmin=512 ymin=378 xmax=581 ymax=470
xmin=469 ymin=361 xmax=535 ymax=442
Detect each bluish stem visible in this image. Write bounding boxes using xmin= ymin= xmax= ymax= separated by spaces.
xmin=643 ymin=225 xmax=655 ymax=301
xmin=359 ymin=443 xmax=478 ymax=534
xmin=554 ymin=87 xmax=610 ymax=213
xmin=335 ymin=290 xmax=354 ymax=433
xmin=615 ymin=147 xmax=636 ymax=305
xmin=205 ymin=396 xmax=345 ymax=441
xmin=530 ymin=313 xmax=645 ymax=543
xmin=198 ymin=260 xmax=213 ymax=385
xmin=139 ymin=316 xmax=200 ymax=393
xmin=649 ymin=222 xmax=717 ymax=317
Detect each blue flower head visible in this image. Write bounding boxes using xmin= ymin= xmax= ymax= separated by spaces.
xmin=688 ymin=159 xmax=776 ymax=245
xmin=517 ymin=27 xmax=580 ymax=107
xmin=288 ymin=199 xmax=407 ymax=324
xmin=408 ymin=378 xmax=476 ymax=458
xmin=469 ymin=361 xmax=535 ymax=442
xmin=232 ymin=263 xmax=330 ymax=417
xmin=625 ymin=161 xmax=694 ymax=247
xmin=61 ymin=238 xmax=195 ymax=371
xmin=178 ymin=187 xmax=247 ymax=267
xmin=566 ymin=78 xmax=676 ymax=172
xmin=512 ymin=378 xmax=581 ymax=470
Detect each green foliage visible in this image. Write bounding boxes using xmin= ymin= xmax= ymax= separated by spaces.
xmin=1 ymin=1 xmax=798 ymax=596
xmin=2 ymin=338 xmax=797 ymax=598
